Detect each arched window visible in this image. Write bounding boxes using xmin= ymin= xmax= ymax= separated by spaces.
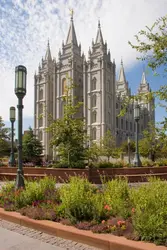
xmin=121 ymin=119 xmax=123 ymax=129
xmin=92 ymin=77 xmax=96 ymax=91
xmin=107 ymin=80 xmax=110 ymax=92
xmin=38 ymin=131 xmax=43 ymax=141
xmin=126 ymin=120 xmax=128 ymax=130
xmin=116 ymin=117 xmax=119 ymax=128
xmin=92 ymin=111 xmax=97 ymax=123
xmin=92 ymin=127 xmax=96 ymax=140
xmin=108 ymin=112 xmax=111 ymax=124
xmin=108 ymin=97 xmax=111 ymax=109
xmin=92 ymin=95 xmax=96 ymax=107
xmin=39 ymin=88 xmax=43 ymax=100
xmin=62 ymin=78 xmax=67 ymax=95
xmin=39 ymin=103 xmax=43 ymax=127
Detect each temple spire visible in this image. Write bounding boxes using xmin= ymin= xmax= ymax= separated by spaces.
xmin=95 ymin=20 xmax=104 ymax=44
xmin=141 ymin=71 xmax=147 ymax=85
xmin=66 ymin=9 xmax=78 ymax=46
xmin=118 ymin=59 xmax=126 ymax=82
xmin=45 ymin=39 xmax=52 ymax=61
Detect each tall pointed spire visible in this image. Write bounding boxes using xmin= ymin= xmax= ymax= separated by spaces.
xmin=45 ymin=39 xmax=52 ymax=61
xmin=118 ymin=59 xmax=126 ymax=82
xmin=66 ymin=10 xmax=78 ymax=46
xmin=95 ymin=20 xmax=104 ymax=44
xmin=141 ymin=71 xmax=147 ymax=85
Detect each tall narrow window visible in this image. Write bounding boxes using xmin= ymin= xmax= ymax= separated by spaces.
xmin=39 ymin=88 xmax=43 ymax=100
xmin=92 ymin=111 xmax=97 ymax=123
xmin=39 ymin=131 xmax=43 ymax=141
xmin=121 ymin=119 xmax=123 ymax=129
xmin=116 ymin=117 xmax=119 ymax=128
xmin=62 ymin=78 xmax=67 ymax=95
xmin=39 ymin=103 xmax=43 ymax=127
xmin=92 ymin=94 xmax=96 ymax=107
xmin=108 ymin=112 xmax=111 ymax=124
xmin=108 ymin=97 xmax=111 ymax=109
xmin=92 ymin=127 xmax=96 ymax=140
xmin=126 ymin=120 xmax=128 ymax=130
xmin=92 ymin=77 xmax=96 ymax=90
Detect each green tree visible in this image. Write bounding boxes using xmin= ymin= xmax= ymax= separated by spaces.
xmin=47 ymin=79 xmax=86 ymax=168
xmin=100 ymin=130 xmax=120 ymax=162
xmin=85 ymin=142 xmax=101 ymax=164
xmin=138 ymin=122 xmax=161 ymax=160
xmin=121 ymin=140 xmax=135 ymax=154
xmin=22 ymin=127 xmax=43 ymax=164
xmin=0 ymin=117 xmax=10 ymax=157
xmin=129 ymin=15 xmax=167 ymax=127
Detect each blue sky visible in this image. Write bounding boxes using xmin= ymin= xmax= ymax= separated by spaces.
xmin=0 ymin=0 xmax=167 ymax=133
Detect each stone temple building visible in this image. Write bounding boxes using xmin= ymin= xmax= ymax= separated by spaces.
xmin=34 ymin=15 xmax=155 ymax=160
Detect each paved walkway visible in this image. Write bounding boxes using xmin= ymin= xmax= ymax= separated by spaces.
xmin=0 ymin=226 xmax=65 ymax=250
xmin=0 ymin=219 xmax=99 ymax=250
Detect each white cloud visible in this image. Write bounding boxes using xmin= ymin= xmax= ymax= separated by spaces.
xmin=0 ymin=0 xmax=167 ymax=121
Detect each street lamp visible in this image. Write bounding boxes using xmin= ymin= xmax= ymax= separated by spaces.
xmin=127 ymin=136 xmax=130 ymax=165
xmin=133 ymin=102 xmax=142 ymax=167
xmin=9 ymin=107 xmax=16 ymax=167
xmin=15 ymin=65 xmax=27 ymax=189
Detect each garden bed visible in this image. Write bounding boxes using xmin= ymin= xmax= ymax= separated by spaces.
xmin=0 ymin=176 xmax=167 ymax=248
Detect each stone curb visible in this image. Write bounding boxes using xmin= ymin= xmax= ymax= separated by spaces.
xmin=0 ymin=208 xmax=166 ymax=250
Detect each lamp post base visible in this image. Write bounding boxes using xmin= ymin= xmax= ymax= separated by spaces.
xmin=15 ymin=169 xmax=25 ymax=189
xmin=133 ymin=153 xmax=142 ymax=167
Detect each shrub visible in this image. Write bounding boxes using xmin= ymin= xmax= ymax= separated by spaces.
xmin=16 ymin=176 xmax=57 ymax=209
xmin=0 ymin=181 xmax=17 ymax=211
xmin=141 ymin=158 xmax=154 ymax=167
xmin=94 ymin=161 xmax=125 ymax=168
xmin=130 ymin=178 xmax=167 ymax=244
xmin=59 ymin=176 xmax=95 ymax=222
xmin=103 ymin=178 xmax=131 ymax=219
xmin=155 ymin=158 xmax=167 ymax=167
xmin=20 ymin=206 xmax=57 ymax=221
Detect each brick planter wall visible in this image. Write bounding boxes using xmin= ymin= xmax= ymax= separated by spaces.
xmin=0 ymin=166 xmax=167 ymax=183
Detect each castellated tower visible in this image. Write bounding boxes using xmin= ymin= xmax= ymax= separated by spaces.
xmin=34 ymin=15 xmax=155 ymax=160
xmin=83 ymin=21 xmax=116 ymax=143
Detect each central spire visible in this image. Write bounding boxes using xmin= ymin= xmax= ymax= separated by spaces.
xmin=118 ymin=59 xmax=126 ymax=82
xmin=66 ymin=10 xmax=78 ymax=46
xmin=141 ymin=71 xmax=147 ymax=85
xmin=95 ymin=20 xmax=104 ymax=44
xmin=45 ymin=39 xmax=52 ymax=61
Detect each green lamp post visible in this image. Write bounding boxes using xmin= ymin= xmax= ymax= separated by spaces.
xmin=127 ymin=136 xmax=131 ymax=165
xmin=15 ymin=65 xmax=27 ymax=189
xmin=9 ymin=107 xmax=16 ymax=167
xmin=133 ymin=102 xmax=142 ymax=167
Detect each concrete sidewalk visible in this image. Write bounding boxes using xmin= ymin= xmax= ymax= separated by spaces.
xmin=0 ymin=227 xmax=65 ymax=250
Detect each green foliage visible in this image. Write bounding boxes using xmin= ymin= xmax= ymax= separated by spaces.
xmin=59 ymin=176 xmax=95 ymax=222
xmin=23 ymin=127 xmax=43 ymax=164
xmin=0 ymin=177 xmax=57 ymax=210
xmin=155 ymin=158 xmax=167 ymax=167
xmin=130 ymin=178 xmax=167 ymax=244
xmin=129 ymin=15 xmax=167 ymax=73
xmin=139 ymin=122 xmax=161 ymax=160
xmin=121 ymin=140 xmax=135 ymax=154
xmin=85 ymin=142 xmax=101 ymax=163
xmin=47 ymin=77 xmax=86 ymax=167
xmin=141 ymin=158 xmax=154 ymax=167
xmin=0 ymin=117 xmax=10 ymax=157
xmin=94 ymin=161 xmax=125 ymax=168
xmin=129 ymin=15 xmax=167 ymax=129
xmin=100 ymin=130 xmax=120 ymax=161
xmin=103 ymin=178 xmax=131 ymax=219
